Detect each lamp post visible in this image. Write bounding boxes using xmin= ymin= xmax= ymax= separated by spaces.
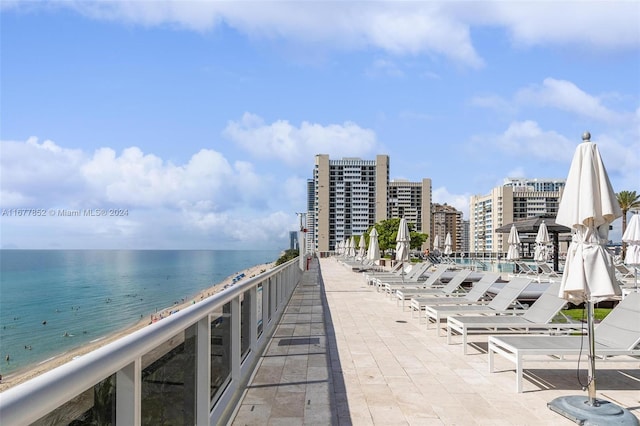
xmin=296 ymin=212 xmax=307 ymax=270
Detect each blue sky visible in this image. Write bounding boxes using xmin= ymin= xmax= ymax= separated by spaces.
xmin=1 ymin=1 xmax=638 ymax=249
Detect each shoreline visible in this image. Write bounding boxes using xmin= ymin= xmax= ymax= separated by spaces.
xmin=0 ymin=261 xmax=276 ymax=392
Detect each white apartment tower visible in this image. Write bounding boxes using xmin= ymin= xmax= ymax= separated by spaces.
xmin=313 ymin=155 xmax=389 ymax=252
xmin=388 ymin=178 xmax=432 ymax=249
xmin=469 ymin=179 xmax=565 ymax=257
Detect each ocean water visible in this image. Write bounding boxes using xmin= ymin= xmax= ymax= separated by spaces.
xmin=0 ymin=249 xmax=281 ymax=376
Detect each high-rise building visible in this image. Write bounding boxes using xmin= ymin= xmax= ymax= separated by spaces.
xmin=431 ymin=203 xmax=463 ymax=252
xmin=388 ymin=178 xmax=432 ymax=249
xmin=503 ymin=177 xmax=565 ymax=192
xmin=469 ymin=179 xmax=565 ymax=257
xmin=313 ymin=155 xmax=389 ymax=252
xmin=305 ymin=179 xmax=315 ymax=254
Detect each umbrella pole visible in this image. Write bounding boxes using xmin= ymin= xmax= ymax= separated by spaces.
xmin=586 ymin=300 xmax=597 ymax=406
xmin=548 ymin=297 xmax=638 ymax=424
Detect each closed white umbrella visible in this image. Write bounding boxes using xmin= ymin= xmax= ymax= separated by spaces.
xmin=534 ymin=221 xmax=550 ymax=262
xmin=622 ymin=212 xmax=640 ymax=291
xmin=506 ymin=224 xmax=520 ymax=261
xmin=622 ymin=212 xmax=640 ymax=266
xmin=395 ymin=218 xmax=411 ymax=283
xmin=367 ymin=228 xmax=380 ymax=262
xmin=348 ymin=236 xmax=356 ymax=258
xmin=549 ymin=133 xmax=627 ymax=422
xmin=433 ymin=234 xmax=440 ymax=255
xmin=556 ymin=137 xmax=621 ymax=304
xmin=444 ymin=232 xmax=452 ymax=256
xmin=357 ymin=234 xmax=366 ymax=259
xmin=395 ymin=217 xmax=411 ymax=263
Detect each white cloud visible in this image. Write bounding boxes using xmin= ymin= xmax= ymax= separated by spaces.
xmin=0 ymin=137 xmax=86 ymax=206
xmin=488 ymin=120 xmax=575 ymax=163
xmin=432 ymin=187 xmax=472 ymax=219
xmin=223 ymin=112 xmax=379 ymax=166
xmin=516 ymin=78 xmax=622 ymax=123
xmin=8 ymin=1 xmax=486 ymax=67
xmin=9 ymin=0 xmax=634 ymax=70
xmin=0 ymin=137 xmax=301 ymax=249
xmin=484 ymin=1 xmax=640 ymax=51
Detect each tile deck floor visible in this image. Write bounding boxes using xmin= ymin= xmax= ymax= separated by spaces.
xmin=231 ymin=257 xmax=640 ymax=425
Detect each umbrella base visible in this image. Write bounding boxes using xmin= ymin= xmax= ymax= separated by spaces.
xmin=548 ymin=396 xmax=639 ymax=425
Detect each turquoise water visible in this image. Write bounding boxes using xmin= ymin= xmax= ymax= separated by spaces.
xmin=0 ymin=250 xmax=280 ymax=376
xmin=453 ymin=257 xmax=516 ymax=274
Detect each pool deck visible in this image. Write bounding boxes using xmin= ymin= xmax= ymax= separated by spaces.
xmin=231 ymin=257 xmax=639 ymax=425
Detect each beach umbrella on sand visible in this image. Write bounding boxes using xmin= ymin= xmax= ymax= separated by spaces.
xmin=506 ymin=225 xmax=520 ymax=261
xmin=548 ymin=133 xmax=634 ymax=424
xmin=367 ymin=228 xmax=381 ymax=262
xmin=444 ymin=232 xmax=452 ymax=256
xmin=357 ymin=235 xmax=366 ymax=259
xmin=622 ymin=212 xmax=640 ymax=290
xmin=534 ymin=221 xmax=550 ymax=262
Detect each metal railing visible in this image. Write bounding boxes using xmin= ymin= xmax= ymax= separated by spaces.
xmin=0 ymin=258 xmax=302 ymax=425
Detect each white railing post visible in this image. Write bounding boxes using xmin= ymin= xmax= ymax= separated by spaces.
xmin=195 ymin=316 xmax=210 ymax=425
xmin=116 ymin=358 xmax=141 ymax=426
xmin=249 ymin=286 xmax=258 ymax=353
xmin=231 ymin=296 xmax=241 ymax=384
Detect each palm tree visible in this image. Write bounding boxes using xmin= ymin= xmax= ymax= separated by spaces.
xmin=617 ymin=190 xmax=640 ymax=259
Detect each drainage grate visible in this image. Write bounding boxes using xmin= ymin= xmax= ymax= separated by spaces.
xmin=278 ymin=337 xmax=320 ymax=346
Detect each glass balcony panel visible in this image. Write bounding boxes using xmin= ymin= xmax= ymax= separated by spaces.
xmin=241 ymin=290 xmax=252 ymax=359
xmin=210 ymin=302 xmax=232 ymax=405
xmin=257 ymin=284 xmax=263 ymax=337
xmin=31 ymin=374 xmax=116 ymax=426
xmin=141 ymin=324 xmax=197 ymax=425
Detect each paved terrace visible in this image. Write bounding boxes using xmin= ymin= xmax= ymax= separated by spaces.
xmin=231 ymin=258 xmax=639 ymax=425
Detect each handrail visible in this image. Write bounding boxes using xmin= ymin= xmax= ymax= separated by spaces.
xmin=0 ymin=258 xmax=301 ymax=425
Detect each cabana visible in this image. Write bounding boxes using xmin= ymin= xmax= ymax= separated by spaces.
xmin=495 ymin=215 xmax=571 ymax=273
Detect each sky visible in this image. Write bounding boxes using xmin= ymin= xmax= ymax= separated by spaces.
xmin=1 ymin=1 xmax=639 ymax=250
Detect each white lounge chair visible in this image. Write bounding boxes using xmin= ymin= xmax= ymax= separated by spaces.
xmin=513 ymin=261 xmax=539 ymax=277
xmin=364 ymin=261 xmax=410 ymax=285
xmin=394 ymin=269 xmax=472 ymax=309
xmin=423 ymin=277 xmax=532 ymax=335
xmin=378 ymin=263 xmax=448 ymax=295
xmin=614 ymin=262 xmax=636 ymax=280
xmin=488 ymin=292 xmax=640 ymax=392
xmin=409 ymin=273 xmax=501 ymax=320
xmin=446 ymin=282 xmax=582 ymax=354
xmin=391 ymin=269 xmax=471 ymax=305
xmin=535 ymin=262 xmax=561 ymax=280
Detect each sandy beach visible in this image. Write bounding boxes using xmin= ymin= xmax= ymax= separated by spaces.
xmin=0 ymin=261 xmax=276 ymax=392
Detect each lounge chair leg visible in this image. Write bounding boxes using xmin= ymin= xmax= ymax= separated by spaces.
xmin=463 ymin=332 xmax=467 ymax=355
xmin=488 ymin=347 xmax=494 ymax=372
xmin=516 ymin=355 xmax=523 ymax=393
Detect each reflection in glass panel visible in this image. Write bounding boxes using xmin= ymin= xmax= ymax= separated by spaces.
xmin=241 ymin=290 xmax=252 ymax=359
xmin=141 ymin=325 xmax=197 ymax=425
xmin=31 ymin=374 xmax=116 ymax=426
xmin=210 ymin=302 xmax=231 ymax=405
xmin=257 ymin=283 xmax=263 ymax=336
